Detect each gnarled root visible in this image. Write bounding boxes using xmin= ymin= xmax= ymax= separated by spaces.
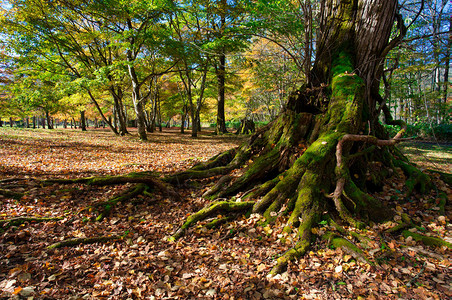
xmin=170 ymin=200 xmax=254 ymax=241
xmin=0 ymin=188 xmax=24 ymax=200
xmin=92 ymin=183 xmax=148 ymax=221
xmin=45 ymin=172 xmax=179 ymax=200
xmin=0 ymin=216 xmax=63 ymax=229
xmin=48 ymin=235 xmax=123 ymax=250
xmin=45 ymin=172 xmax=179 ymax=222
xmin=385 ymin=213 xmax=451 ymax=249
xmin=394 ymin=160 xmax=432 ymax=195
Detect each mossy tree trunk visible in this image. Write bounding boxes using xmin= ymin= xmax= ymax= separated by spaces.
xmin=171 ymin=0 xmax=422 ymax=273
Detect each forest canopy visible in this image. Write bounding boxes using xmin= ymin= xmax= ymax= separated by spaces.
xmin=0 ymin=0 xmax=450 ymax=137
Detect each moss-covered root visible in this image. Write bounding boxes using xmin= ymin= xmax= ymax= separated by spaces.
xmin=44 ymin=172 xmax=178 ymax=200
xmin=394 ymin=160 xmax=431 ymax=196
xmin=322 ymin=231 xmax=369 ymax=264
xmin=0 ymin=188 xmax=24 ymax=200
xmin=270 ymin=199 xmax=319 ymax=275
xmin=344 ymin=180 xmax=393 ymax=222
xmin=164 ymin=165 xmax=235 ymax=185
xmin=191 ymin=148 xmax=237 ymax=171
xmin=47 ymin=235 xmax=122 ymax=250
xmin=0 ymin=216 xmax=63 ymax=228
xmin=203 ymin=175 xmax=233 ymax=198
xmin=170 ymin=200 xmax=254 ymax=241
xmin=402 ymin=230 xmax=452 ymax=249
xmin=94 ymin=183 xmax=147 ymax=222
xmin=429 ymin=169 xmax=452 ymax=186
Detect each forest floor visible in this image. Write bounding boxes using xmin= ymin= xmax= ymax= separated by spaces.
xmin=0 ymin=127 xmax=450 ymax=300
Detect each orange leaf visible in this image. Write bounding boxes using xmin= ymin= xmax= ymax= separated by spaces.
xmin=388 ymin=241 xmax=396 ymax=250
xmin=13 ymin=287 xmax=22 ymax=295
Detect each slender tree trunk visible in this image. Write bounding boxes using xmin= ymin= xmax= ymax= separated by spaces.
xmin=158 ymin=94 xmax=162 ymax=132
xmin=109 ymin=86 xmax=128 ymax=135
xmin=128 ymin=63 xmax=148 ymax=140
xmin=180 ymin=105 xmax=186 ymax=134
xmin=442 ymin=14 xmax=452 ymax=122
xmin=9 ymin=117 xmax=13 ymax=127
xmin=80 ymin=111 xmax=87 ymax=131
xmin=216 ymin=51 xmax=227 ymax=134
xmin=86 ymin=89 xmax=118 ymax=135
xmin=45 ymin=111 xmax=53 ymax=129
xmin=32 ymin=116 xmax=36 ymax=129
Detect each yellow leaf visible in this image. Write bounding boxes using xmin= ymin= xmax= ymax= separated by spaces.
xmin=257 ymin=264 xmax=266 ymax=272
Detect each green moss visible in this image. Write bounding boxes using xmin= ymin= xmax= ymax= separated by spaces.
xmin=270 ymin=238 xmax=311 ymax=275
xmin=394 ymin=160 xmax=431 ymax=195
xmin=402 ymin=230 xmax=452 ymax=249
xmin=284 ymin=170 xmax=323 ymax=233
xmin=322 ymin=231 xmax=370 ymax=264
xmin=48 ymin=235 xmax=122 ymax=250
xmin=437 ymin=192 xmax=446 ymax=216
xmin=245 ymin=176 xmax=280 ymax=200
xmin=205 ymin=216 xmax=232 ymax=229
xmin=344 ymin=180 xmax=392 ymax=222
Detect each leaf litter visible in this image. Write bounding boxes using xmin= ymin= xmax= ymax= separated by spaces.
xmin=0 ymin=127 xmax=451 ymax=299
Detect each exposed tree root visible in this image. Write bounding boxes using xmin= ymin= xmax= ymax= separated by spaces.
xmin=401 ymin=231 xmax=452 ymax=249
xmin=48 ymin=235 xmax=122 ymax=250
xmin=384 ymin=213 xmax=451 ymax=249
xmin=437 ymin=191 xmax=447 ymax=216
xmin=92 ymin=183 xmax=148 ymax=221
xmin=45 ymin=172 xmax=179 ymax=200
xmin=45 ymin=172 xmax=180 ymax=222
xmin=322 ymin=231 xmax=369 ymax=264
xmin=170 ymin=200 xmax=254 ymax=241
xmin=429 ymin=170 xmax=452 ymax=186
xmin=394 ymin=160 xmax=432 ymax=195
xmin=0 ymin=188 xmax=24 ymax=200
xmin=0 ymin=216 xmax=63 ymax=229
xmin=0 ymin=178 xmax=26 ymax=184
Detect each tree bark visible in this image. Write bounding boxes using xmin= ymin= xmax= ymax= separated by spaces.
xmin=443 ymin=13 xmax=451 ymax=121
xmin=80 ymin=110 xmax=87 ymax=131
xmin=45 ymin=111 xmax=53 ymax=129
xmin=109 ymin=85 xmax=128 ymax=135
xmin=215 ymin=51 xmax=228 ymax=134
xmin=128 ymin=55 xmax=148 ymax=141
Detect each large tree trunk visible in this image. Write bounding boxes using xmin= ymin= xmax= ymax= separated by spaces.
xmin=170 ymin=0 xmax=429 ymax=274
